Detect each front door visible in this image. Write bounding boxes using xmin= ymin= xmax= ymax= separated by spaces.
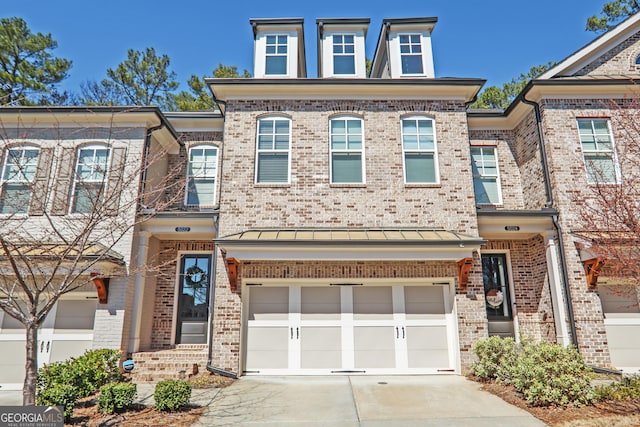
xmin=176 ymin=254 xmax=212 ymax=344
xmin=482 ymin=253 xmax=515 ymax=338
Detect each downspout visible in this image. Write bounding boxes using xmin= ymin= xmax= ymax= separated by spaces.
xmin=205 ymin=96 xmax=237 ymax=378
xmin=521 ymin=93 xmax=579 ymax=350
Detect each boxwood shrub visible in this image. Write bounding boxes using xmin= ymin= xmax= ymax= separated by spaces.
xmin=154 ymin=379 xmax=192 ymax=412
xmin=98 ymin=382 xmax=137 ymax=414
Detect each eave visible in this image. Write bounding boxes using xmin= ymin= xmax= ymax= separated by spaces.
xmin=207 ymin=78 xmax=485 ymax=112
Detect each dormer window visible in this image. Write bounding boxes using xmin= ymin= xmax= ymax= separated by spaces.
xmin=399 ymin=34 xmax=423 ymax=75
xmin=333 ymin=34 xmax=355 ymax=75
xmin=265 ymin=35 xmax=288 ymax=75
xmin=251 ymin=18 xmax=305 ymax=79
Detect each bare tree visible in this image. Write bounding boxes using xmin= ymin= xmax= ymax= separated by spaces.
xmin=0 ymin=108 xmax=183 ymax=404
xmin=573 ymin=98 xmax=640 ymax=284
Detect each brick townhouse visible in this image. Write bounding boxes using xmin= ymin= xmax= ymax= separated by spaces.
xmin=1 ymin=12 xmax=640 ymax=388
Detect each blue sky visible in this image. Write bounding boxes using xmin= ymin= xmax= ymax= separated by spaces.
xmin=7 ymin=0 xmax=609 ymax=94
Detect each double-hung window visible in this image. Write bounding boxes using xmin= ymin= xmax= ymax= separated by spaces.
xmin=577 ymin=119 xmax=619 ymax=183
xmin=71 ymin=145 xmax=110 ymax=213
xmin=401 ymin=117 xmax=438 ymax=183
xmin=333 ymin=34 xmax=355 ymax=75
xmin=265 ymin=35 xmax=288 ymax=75
xmin=399 ymin=34 xmax=423 ymax=75
xmin=0 ymin=146 xmax=39 ymax=214
xmin=471 ymin=146 xmax=502 ymax=205
xmin=186 ymin=145 xmax=218 ymax=207
xmin=256 ymin=117 xmax=290 ymax=183
xmin=330 ymin=117 xmax=364 ymax=183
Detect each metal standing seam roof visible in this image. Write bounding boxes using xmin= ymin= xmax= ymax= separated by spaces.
xmin=217 ymin=228 xmax=485 ymax=245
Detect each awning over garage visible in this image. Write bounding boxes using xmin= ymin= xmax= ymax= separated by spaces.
xmin=216 ymin=228 xmax=485 ymax=261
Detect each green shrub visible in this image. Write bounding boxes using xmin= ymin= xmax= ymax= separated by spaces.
xmin=98 ymin=382 xmax=137 ymax=414
xmin=471 ymin=336 xmax=517 ymax=381
xmin=36 ymin=348 xmax=122 ymax=399
xmin=471 ymin=337 xmax=595 ymax=407
xmin=594 ymin=375 xmax=640 ymax=401
xmin=36 ymin=383 xmax=79 ymax=421
xmin=510 ymin=342 xmax=594 ymax=406
xmin=154 ymin=379 xmax=192 ymax=412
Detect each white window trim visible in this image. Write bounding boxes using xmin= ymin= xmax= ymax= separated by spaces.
xmin=70 ymin=144 xmax=111 ymax=214
xmin=184 ymin=144 xmax=218 ymax=207
xmin=577 ymin=118 xmax=621 ymax=184
xmin=254 ymin=116 xmax=292 ymax=185
xmin=401 ymin=116 xmax=440 ymax=185
xmin=398 ymin=33 xmax=425 ymax=76
xmin=332 ymin=33 xmax=357 ymax=77
xmin=0 ymin=145 xmax=40 ymax=215
xmin=471 ymin=146 xmax=503 ymax=205
xmin=329 ymin=116 xmax=366 ymax=184
xmin=264 ymin=34 xmax=289 ymax=76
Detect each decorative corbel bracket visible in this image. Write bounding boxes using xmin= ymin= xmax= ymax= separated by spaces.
xmin=457 ymin=257 xmax=473 ymax=290
xmin=226 ymin=257 xmax=239 ymax=293
xmin=583 ymin=257 xmax=605 ymax=290
xmin=90 ymin=273 xmax=109 ymax=304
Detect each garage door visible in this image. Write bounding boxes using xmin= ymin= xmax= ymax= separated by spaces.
xmin=244 ymin=284 xmax=457 ymax=375
xmin=599 ymin=286 xmax=640 ymax=373
xmin=0 ymin=299 xmax=96 ymax=390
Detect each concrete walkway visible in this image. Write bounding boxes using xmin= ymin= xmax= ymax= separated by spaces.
xmin=192 ymin=375 xmax=547 ymax=427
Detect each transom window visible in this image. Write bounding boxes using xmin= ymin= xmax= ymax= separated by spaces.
xmin=0 ymin=146 xmax=39 ymax=214
xmin=186 ymin=145 xmax=218 ymax=207
xmin=71 ymin=145 xmax=110 ymax=213
xmin=333 ymin=34 xmax=355 ymax=75
xmin=330 ymin=117 xmax=364 ymax=183
xmin=399 ymin=34 xmax=423 ymax=75
xmin=401 ymin=117 xmax=438 ymax=184
xmin=471 ymin=146 xmax=502 ymax=205
xmin=265 ymin=35 xmax=288 ymax=75
xmin=256 ymin=117 xmax=290 ymax=183
xmin=577 ymin=119 xmax=619 ymax=183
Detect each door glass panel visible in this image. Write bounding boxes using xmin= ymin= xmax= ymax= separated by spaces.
xmin=177 ymin=254 xmax=211 ymax=344
xmin=482 ymin=254 xmax=512 ymax=320
xmin=353 ymin=286 xmax=393 ymax=320
xmin=301 ymin=287 xmax=340 ymax=320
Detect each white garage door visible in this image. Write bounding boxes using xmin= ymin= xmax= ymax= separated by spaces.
xmin=244 ymin=284 xmax=457 ymax=375
xmin=0 ymin=299 xmax=96 ymax=390
xmin=599 ymin=286 xmax=640 ymax=374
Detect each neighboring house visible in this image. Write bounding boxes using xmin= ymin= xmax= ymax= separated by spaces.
xmin=2 ymin=12 xmax=640 ymax=387
xmin=0 ymin=107 xmax=180 ymax=389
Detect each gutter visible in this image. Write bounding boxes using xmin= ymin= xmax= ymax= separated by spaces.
xmin=521 ymin=93 xmax=579 ymax=350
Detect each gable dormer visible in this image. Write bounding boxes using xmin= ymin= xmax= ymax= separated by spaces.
xmin=250 ymin=18 xmax=306 ymax=78
xmin=316 ymin=18 xmax=370 ymax=78
xmin=370 ymin=17 xmax=437 ymax=78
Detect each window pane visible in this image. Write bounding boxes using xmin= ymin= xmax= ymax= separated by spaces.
xmin=405 ymin=153 xmax=435 ymax=183
xmin=266 ymin=56 xmax=287 ymax=75
xmin=258 ymin=135 xmax=274 ymax=150
xmin=402 ymin=120 xmax=417 ymax=133
xmin=344 ymin=35 xmax=354 ymax=43
xmin=187 ymin=178 xmax=215 ymax=206
xmin=332 ymin=153 xmax=362 ymax=183
xmin=257 ymin=153 xmax=288 ymax=183
xmin=274 ymin=120 xmax=289 ymax=134
xmin=0 ymin=183 xmax=30 ymax=214
xmin=331 ymin=134 xmax=346 ymax=149
xmin=401 ymin=55 xmax=423 ymax=74
xmin=585 ymin=154 xmax=617 ymax=183
xmin=593 ymin=120 xmax=609 ymax=134
xmin=72 ymin=182 xmax=103 ymax=213
xmin=331 ymin=120 xmax=346 ymax=133
xmin=259 ymin=120 xmax=274 ymax=133
xmin=274 ymin=135 xmax=289 ymax=150
xmin=334 ymin=56 xmax=355 ymax=74
xmin=474 ymin=177 xmax=499 ymax=204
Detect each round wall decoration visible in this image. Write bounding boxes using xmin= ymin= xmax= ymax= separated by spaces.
xmin=485 ymin=288 xmax=504 ymax=308
xmin=185 ymin=265 xmax=207 ymax=288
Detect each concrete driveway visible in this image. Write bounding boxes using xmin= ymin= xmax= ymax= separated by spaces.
xmin=193 ymin=375 xmax=546 ymax=427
